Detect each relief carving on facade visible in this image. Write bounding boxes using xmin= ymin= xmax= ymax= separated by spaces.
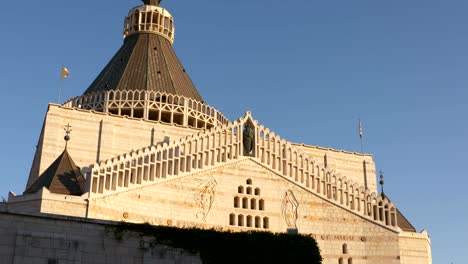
xmin=193 ymin=176 xmax=217 ymax=222
xmin=282 ymin=190 xmax=299 ymax=229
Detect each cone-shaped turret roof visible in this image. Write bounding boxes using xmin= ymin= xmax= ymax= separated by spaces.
xmin=83 ymin=0 xmax=204 ymax=102
xmin=25 ymin=149 xmax=86 ymax=196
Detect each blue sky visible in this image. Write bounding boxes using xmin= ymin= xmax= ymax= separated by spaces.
xmin=1 ymin=0 xmax=467 ymax=262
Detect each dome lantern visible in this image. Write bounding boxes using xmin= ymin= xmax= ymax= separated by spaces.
xmin=124 ymin=0 xmax=174 ymax=44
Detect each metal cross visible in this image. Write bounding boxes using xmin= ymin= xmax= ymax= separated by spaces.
xmin=64 ymin=124 xmax=72 ymax=136
xmin=64 ymin=124 xmax=72 ymax=147
xmin=379 ymin=170 xmax=385 ymax=195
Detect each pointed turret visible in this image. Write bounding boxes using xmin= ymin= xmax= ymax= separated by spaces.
xmin=84 ymin=0 xmax=203 ymax=102
xmin=25 ymin=125 xmax=86 ymax=196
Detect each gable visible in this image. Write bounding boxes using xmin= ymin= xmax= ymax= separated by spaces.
xmin=88 ymin=112 xmax=398 ymax=233
xmin=89 ymin=158 xmax=397 ymax=237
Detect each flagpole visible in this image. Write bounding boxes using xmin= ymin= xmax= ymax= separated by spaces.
xmin=360 ymin=135 xmax=363 ymax=153
xmin=359 ymin=118 xmax=364 ymax=153
xmin=58 ymin=70 xmax=62 ymax=104
xmin=58 ymin=65 xmax=70 ymax=104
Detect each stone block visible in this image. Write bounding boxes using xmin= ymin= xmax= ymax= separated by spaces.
xmin=0 ymin=245 xmax=14 ymax=256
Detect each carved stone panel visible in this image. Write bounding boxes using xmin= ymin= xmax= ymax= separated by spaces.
xmin=281 ymin=190 xmax=299 ymax=229
xmin=193 ymin=176 xmax=217 ymax=222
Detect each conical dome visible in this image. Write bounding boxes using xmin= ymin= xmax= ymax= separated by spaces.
xmin=84 ymin=1 xmax=204 ymax=103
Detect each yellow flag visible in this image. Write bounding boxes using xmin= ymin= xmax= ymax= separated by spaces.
xmin=61 ymin=66 xmax=70 ymax=79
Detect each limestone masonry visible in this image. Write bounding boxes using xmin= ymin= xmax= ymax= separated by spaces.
xmin=1 ymin=0 xmax=432 ymax=263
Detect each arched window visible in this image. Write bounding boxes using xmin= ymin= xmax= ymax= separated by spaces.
xmin=246 ymin=179 xmax=252 ymax=185
xmin=238 ymin=215 xmax=244 ymax=226
xmin=246 ymin=187 xmax=252 ymax=195
xmin=246 ymin=215 xmax=253 ymax=227
xmin=151 ymin=12 xmax=159 ymax=25
xmin=254 ymin=188 xmax=260 ymax=196
xmin=238 ymin=186 xmax=244 ymax=194
xmin=263 ymin=217 xmax=269 ymax=229
xmin=348 ymin=258 xmax=353 ymax=264
xmin=255 ymin=216 xmax=261 ymax=228
xmin=342 ymin=244 xmax=348 ymax=254
xmin=250 ymin=198 xmax=257 ymax=210
xmin=259 ymin=199 xmax=265 ymax=211
xmin=242 ymin=197 xmax=248 ymax=209
xmin=229 ymin=214 xmax=236 ymax=225
xmin=234 ymin=197 xmax=240 ymax=208
xmin=338 ymin=258 xmax=343 ymax=264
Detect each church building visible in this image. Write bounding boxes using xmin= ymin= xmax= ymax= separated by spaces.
xmin=4 ymin=0 xmax=432 ymax=263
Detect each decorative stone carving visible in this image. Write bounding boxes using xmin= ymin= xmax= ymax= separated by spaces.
xmin=282 ymin=190 xmax=299 ymax=229
xmin=193 ymin=177 xmax=217 ymax=222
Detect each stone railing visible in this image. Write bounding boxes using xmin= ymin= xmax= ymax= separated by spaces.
xmin=88 ymin=116 xmax=242 ymax=196
xmin=63 ymin=90 xmax=230 ymax=129
xmin=255 ymin=124 xmax=398 ymax=229
xmin=87 ymin=112 xmax=397 ymax=230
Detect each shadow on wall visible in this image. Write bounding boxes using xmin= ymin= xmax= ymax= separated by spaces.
xmin=0 ymin=201 xmax=7 ymax=212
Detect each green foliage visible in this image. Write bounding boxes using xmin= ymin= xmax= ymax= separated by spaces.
xmin=112 ymin=222 xmax=322 ymax=264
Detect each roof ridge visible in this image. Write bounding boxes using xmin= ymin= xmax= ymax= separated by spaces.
xmin=114 ymin=38 xmax=136 ymax=91
xmin=158 ymin=36 xmax=177 ymax=94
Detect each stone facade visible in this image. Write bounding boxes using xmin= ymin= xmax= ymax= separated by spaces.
xmin=88 ymin=159 xmax=401 ymax=263
xmin=6 ymin=106 xmax=432 ymax=264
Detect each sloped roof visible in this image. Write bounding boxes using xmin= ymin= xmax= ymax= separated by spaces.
xmin=83 ymin=33 xmax=204 ymax=102
xmin=381 ymin=193 xmax=417 ymax=232
xmin=396 ymin=208 xmax=417 ymax=232
xmin=25 ymin=149 xmax=86 ymax=196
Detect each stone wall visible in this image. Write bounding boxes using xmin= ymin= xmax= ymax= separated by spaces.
xmin=0 ymin=211 xmax=202 ymax=264
xmin=399 ymin=231 xmax=432 ymax=264
xmin=7 ymin=189 xmax=87 ymax=218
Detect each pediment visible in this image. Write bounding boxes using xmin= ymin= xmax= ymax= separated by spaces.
xmin=89 ymin=112 xmax=398 ymax=232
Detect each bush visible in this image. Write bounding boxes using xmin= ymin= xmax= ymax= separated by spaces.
xmin=113 ymin=222 xmax=322 ymax=264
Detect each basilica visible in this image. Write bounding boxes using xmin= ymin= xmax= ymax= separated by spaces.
xmin=4 ymin=0 xmax=432 ymax=263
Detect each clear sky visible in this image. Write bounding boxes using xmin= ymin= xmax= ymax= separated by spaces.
xmin=0 ymin=0 xmax=467 ymax=262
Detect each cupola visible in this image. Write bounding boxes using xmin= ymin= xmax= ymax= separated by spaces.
xmin=124 ymin=0 xmax=175 ymax=44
